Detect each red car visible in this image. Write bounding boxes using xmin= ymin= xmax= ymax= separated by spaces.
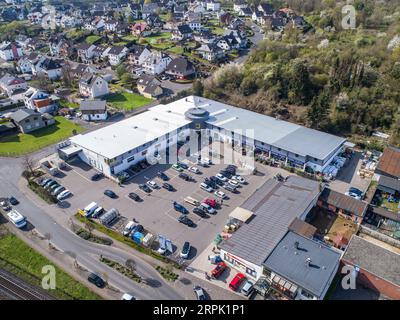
xmin=229 ymin=273 xmax=245 ymax=291
xmin=211 ymin=262 xmax=227 ymax=278
xmin=203 ymin=198 xmax=217 ymax=208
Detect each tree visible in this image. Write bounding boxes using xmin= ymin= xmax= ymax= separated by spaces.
xmin=144 ymin=0 xmax=152 ymax=4
xmin=165 ymin=11 xmax=173 ymax=22
xmin=192 ymin=80 xmax=204 ymax=96
xmin=125 ymin=259 xmax=136 ymax=273
xmin=84 ymin=221 xmax=94 ymax=237
xmin=116 ymin=64 xmax=126 ymax=78
xmin=61 ymin=65 xmax=73 ymax=88
xmin=22 ymin=154 xmax=36 ymax=180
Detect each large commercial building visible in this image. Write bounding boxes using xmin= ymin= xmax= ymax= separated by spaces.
xmin=61 ymin=96 xmax=346 ymax=178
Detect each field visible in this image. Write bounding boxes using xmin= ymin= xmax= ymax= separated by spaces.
xmin=0 ymin=116 xmax=85 ymax=156
xmin=0 ymin=227 xmax=101 ymax=300
xmin=105 ymin=92 xmax=152 ymax=110
xmin=85 ymin=35 xmax=101 ymax=44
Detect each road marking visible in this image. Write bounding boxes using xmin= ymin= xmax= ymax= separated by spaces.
xmin=70 ymin=168 xmax=92 ymax=183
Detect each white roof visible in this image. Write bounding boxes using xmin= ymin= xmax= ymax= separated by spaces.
xmin=70 ymin=107 xmax=190 ymax=159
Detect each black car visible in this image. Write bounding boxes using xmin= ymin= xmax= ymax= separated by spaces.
xmin=91 ymin=173 xmax=104 ymax=181
xmin=104 ymin=190 xmax=117 ymax=198
xmin=225 ymin=166 xmax=236 ymax=175
xmin=88 ymin=273 xmax=105 ymax=288
xmin=157 ymin=172 xmax=169 ymax=181
xmin=179 ymin=172 xmax=191 ymax=181
xmin=139 ymin=184 xmax=152 ymax=193
xmin=162 ymin=183 xmax=174 ymax=191
xmin=220 ymin=170 xmax=232 ymax=179
xmin=134 ymin=224 xmax=144 ymax=233
xmin=128 ymin=192 xmax=141 ymax=201
xmin=204 ymin=178 xmax=217 ymax=189
xmin=8 ymin=196 xmax=19 ymax=205
xmin=177 ymin=162 xmax=188 ymax=169
xmin=178 ymin=215 xmax=194 ymax=227
xmin=193 ymin=207 xmax=207 ymax=218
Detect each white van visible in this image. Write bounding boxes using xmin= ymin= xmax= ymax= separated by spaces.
xmin=7 ymin=210 xmax=27 ymax=229
xmin=184 ymin=196 xmax=200 ymax=206
xmin=83 ymin=202 xmax=98 ymax=217
xmin=122 ymin=221 xmax=137 ymax=236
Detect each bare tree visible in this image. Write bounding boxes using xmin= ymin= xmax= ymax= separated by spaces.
xmin=125 ymin=259 xmax=136 ymax=273
xmin=22 ymin=154 xmax=36 ymax=180
xmin=61 ymin=65 xmax=73 ymax=88
xmin=84 ymin=221 xmax=94 ymax=237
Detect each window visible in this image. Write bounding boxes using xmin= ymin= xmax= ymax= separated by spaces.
xmin=314 ymin=158 xmax=318 ymax=161
xmin=295 ymin=154 xmax=299 ymax=157
xmin=278 ymin=148 xmax=281 ymax=151
xmin=127 ymin=155 xmax=135 ymax=162
xmin=25 ymin=119 xmax=30 ymax=123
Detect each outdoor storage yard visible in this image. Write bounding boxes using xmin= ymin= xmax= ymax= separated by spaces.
xmin=44 ymin=152 xmax=286 ymax=263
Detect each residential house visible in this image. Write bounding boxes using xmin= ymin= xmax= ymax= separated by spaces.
xmin=142 ymin=51 xmax=172 ymax=75
xmin=142 ymin=3 xmax=160 ymax=19
xmin=206 ymin=1 xmax=220 ymax=12
xmin=189 ymin=3 xmax=205 ymax=14
xmin=16 ymin=53 xmax=42 ymax=74
xmin=219 ymin=12 xmax=234 ymax=26
xmin=188 ymin=19 xmax=202 ymax=32
xmin=128 ymin=45 xmax=151 ymax=66
xmin=79 ymin=73 xmax=109 ymax=99
xmin=0 ymin=41 xmax=23 ymax=61
xmin=92 ymin=45 xmax=110 ymax=62
xmin=216 ymin=34 xmax=239 ymax=52
xmin=84 ymin=17 xmax=105 ymax=31
xmin=233 ymin=0 xmax=248 ymax=13
xmin=0 ymin=74 xmax=27 ymax=96
xmin=137 ymin=74 xmax=163 ymax=99
xmin=165 ymin=57 xmax=195 ymax=79
xmin=10 ymin=109 xmax=55 ymax=134
xmin=194 ymin=30 xmax=216 ymax=44
xmin=104 ymin=19 xmax=120 ymax=32
xmin=196 ymin=43 xmax=225 ymax=61
xmin=258 ymin=3 xmax=275 ymax=16
xmin=229 ymin=17 xmax=245 ymax=30
xmin=146 ymin=14 xmax=164 ymax=28
xmin=71 ymin=64 xmax=97 ymax=79
xmin=131 ymin=22 xmax=154 ymax=37
xmin=174 ymin=4 xmax=186 ymax=14
xmin=76 ymin=43 xmax=96 ymax=64
xmin=33 ymin=57 xmax=63 ymax=81
xmin=126 ymin=3 xmax=141 ymax=20
xmin=79 ymin=100 xmax=108 ymax=121
xmin=375 ymin=146 xmax=400 ymax=195
xmin=271 ymin=17 xmax=286 ymax=31
xmin=172 ymin=24 xmax=193 ymax=41
xmin=252 ymin=10 xmax=263 ymax=23
xmin=106 ymin=46 xmax=128 ymax=66
xmin=224 ymin=30 xmax=248 ymax=48
xmin=238 ymin=6 xmax=252 ymax=17
xmin=24 ymin=87 xmax=58 ymax=113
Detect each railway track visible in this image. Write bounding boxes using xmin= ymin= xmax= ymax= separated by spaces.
xmin=0 ymin=269 xmax=54 ymax=300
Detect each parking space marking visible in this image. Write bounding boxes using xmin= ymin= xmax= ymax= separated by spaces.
xmin=69 ymin=168 xmax=92 ymax=183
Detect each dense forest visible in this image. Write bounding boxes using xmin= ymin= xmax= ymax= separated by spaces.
xmin=193 ymin=0 xmax=400 ymax=149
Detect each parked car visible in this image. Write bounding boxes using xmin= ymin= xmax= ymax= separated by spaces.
xmin=229 ymin=273 xmax=245 ymax=291
xmin=104 ymin=189 xmax=117 ymax=198
xmin=180 ymin=241 xmax=191 ymax=259
xmin=220 ymin=170 xmax=232 ymax=179
xmin=202 ymin=157 xmax=212 ymax=165
xmin=49 ymin=183 xmax=60 ymax=193
xmin=347 ymin=187 xmax=364 ymax=199
xmin=57 ymin=190 xmax=71 ymax=201
xmin=139 ymin=184 xmax=152 ymax=193
xmin=215 ymin=173 xmax=228 ymax=182
xmin=232 ymin=175 xmax=245 ymax=184
xmin=211 ymin=262 xmax=227 ymax=278
xmin=52 ymin=186 xmax=65 ymax=196
xmin=157 ymin=172 xmax=169 ymax=181
xmin=88 ymin=273 xmax=105 ymax=288
xmin=214 ymin=190 xmax=227 ymax=199
xmin=0 ymin=200 xmax=11 ymax=211
xmin=44 ymin=180 xmax=57 ymax=189
xmin=203 ymin=198 xmax=217 ymax=208
xmin=345 ymin=191 xmax=361 ymax=200
xmin=184 ymin=196 xmax=200 ymax=206
xmin=228 ymin=179 xmax=240 ymax=188
xmin=178 ymin=172 xmax=191 ymax=181
xmin=91 ymin=173 xmax=104 ymax=181
xmin=177 ymin=162 xmax=188 ymax=169
xmin=223 ymin=183 xmax=237 ymax=193
xmin=173 ymin=201 xmax=188 ymax=214
xmin=188 ymin=166 xmax=200 ymax=174
xmin=92 ymin=206 xmax=104 ymax=218
xmin=146 ymin=180 xmax=158 ymax=189
xmin=178 ymin=214 xmax=194 ymax=227
xmin=193 ymin=207 xmax=207 ymax=218
xmin=40 ymin=178 xmax=52 ymax=186
xmin=128 ymin=192 xmax=141 ymax=201
xmin=200 ymin=182 xmax=213 ymax=193
xmin=139 ymin=161 xmax=148 ymax=169
xmin=162 ymin=182 xmax=174 ymax=191
xmin=193 ymin=286 xmax=207 ymax=300
xmin=121 ymin=293 xmax=136 ymax=300
xmin=241 ymin=280 xmax=254 ymax=296
xmin=172 ymin=163 xmax=183 ymax=172
xmin=122 ymin=221 xmax=137 ymax=237
xmin=200 ymin=203 xmax=216 ymax=214
xmin=119 ymin=171 xmax=130 ymax=180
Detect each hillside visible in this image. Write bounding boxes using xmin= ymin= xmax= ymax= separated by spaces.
xmin=193 ymin=0 xmax=400 ymax=150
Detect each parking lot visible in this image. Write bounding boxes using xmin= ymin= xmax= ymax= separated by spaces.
xmin=47 ymin=151 xmax=284 ymax=262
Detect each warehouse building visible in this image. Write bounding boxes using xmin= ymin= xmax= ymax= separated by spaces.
xmin=62 ymin=96 xmax=346 ymax=178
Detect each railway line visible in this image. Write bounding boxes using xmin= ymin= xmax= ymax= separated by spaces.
xmin=0 ymin=268 xmax=54 ymax=300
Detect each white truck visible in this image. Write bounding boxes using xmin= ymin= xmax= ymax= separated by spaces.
xmin=7 ymin=210 xmax=27 ymax=229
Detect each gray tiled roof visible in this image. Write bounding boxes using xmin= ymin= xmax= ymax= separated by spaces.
xmin=80 ymin=100 xmax=106 ymax=111
xmin=219 ymin=176 xmax=321 ymax=265
xmin=263 ymin=231 xmax=342 ymax=298
xmin=343 ymin=235 xmax=400 ymax=287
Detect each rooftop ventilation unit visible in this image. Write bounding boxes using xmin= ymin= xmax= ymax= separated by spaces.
xmin=294 ymin=241 xmax=299 ymax=250
xmin=305 ymin=258 xmax=312 ymax=267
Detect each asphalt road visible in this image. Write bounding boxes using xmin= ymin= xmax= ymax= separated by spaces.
xmin=0 ymin=156 xmax=184 ymax=300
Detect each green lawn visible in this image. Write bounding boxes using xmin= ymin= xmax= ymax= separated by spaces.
xmin=86 ymin=35 xmax=101 ymax=44
xmin=105 ymin=92 xmax=152 ymax=110
xmin=167 ymin=46 xmax=184 ymax=55
xmin=0 ymin=229 xmax=101 ymax=300
xmin=122 ymin=35 xmax=138 ymax=42
xmin=0 ymin=116 xmax=85 ymax=156
xmin=59 ymin=99 xmax=79 ymax=109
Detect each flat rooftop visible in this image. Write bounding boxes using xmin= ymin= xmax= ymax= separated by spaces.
xmin=69 ymin=108 xmax=190 ymax=159
xmin=343 ymin=235 xmax=400 ymax=287
xmin=151 ymin=96 xmax=346 ymax=160
xmin=263 ymin=231 xmax=342 ymax=298
xmin=219 ymin=176 xmax=321 ymax=265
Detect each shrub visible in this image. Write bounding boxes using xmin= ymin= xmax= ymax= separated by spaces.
xmin=28 ymin=180 xmax=57 ymax=204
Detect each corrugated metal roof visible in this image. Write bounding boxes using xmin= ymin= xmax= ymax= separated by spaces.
xmin=376 ymin=146 xmax=400 ymax=178
xmin=378 ymin=175 xmax=400 ymax=192
xmin=343 ymin=235 xmax=400 ymax=287
xmin=219 ymin=176 xmax=321 ymax=265
xmin=263 ymin=231 xmax=342 ymax=298
xmin=319 ymin=188 xmax=367 ymax=217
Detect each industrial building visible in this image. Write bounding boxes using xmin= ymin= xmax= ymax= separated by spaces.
xmin=60 ymin=96 xmax=346 ymax=178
